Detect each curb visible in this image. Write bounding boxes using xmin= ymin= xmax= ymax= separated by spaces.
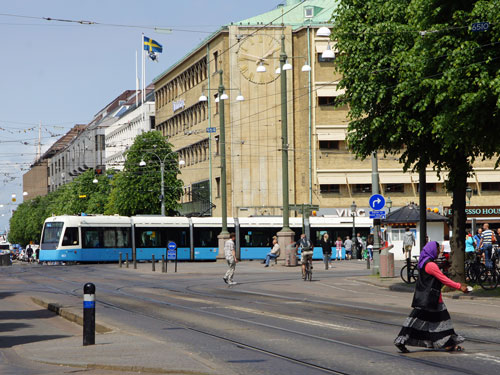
xmin=31 ymin=297 xmax=113 ymax=334
xmin=37 ymin=361 xmax=210 ymax=375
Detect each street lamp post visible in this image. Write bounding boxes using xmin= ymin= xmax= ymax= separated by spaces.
xmin=218 ymin=70 xmax=229 ymax=236
xmin=140 ymin=152 xmax=184 ymax=216
xmin=466 ymin=187 xmax=472 ymax=205
xmin=351 ymin=201 xmax=357 ymax=258
xmin=386 ymin=196 xmax=393 ymax=213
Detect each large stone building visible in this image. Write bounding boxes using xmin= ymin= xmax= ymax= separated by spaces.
xmin=156 ymin=0 xmax=500 ymax=220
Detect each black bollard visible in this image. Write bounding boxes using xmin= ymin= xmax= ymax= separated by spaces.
xmin=161 ymin=255 xmax=165 ymax=273
xmin=119 ymin=252 xmax=122 ymax=268
xmin=126 ymin=253 xmax=129 ymax=268
xmin=152 ymin=254 xmax=155 ymax=272
xmin=83 ymin=283 xmax=95 ymax=346
xmin=366 ymin=252 xmax=370 ymax=270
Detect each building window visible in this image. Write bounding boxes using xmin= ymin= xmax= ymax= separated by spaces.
xmin=214 ymin=94 xmax=219 ymax=114
xmin=417 ymin=183 xmax=437 ymax=193
xmin=384 ymin=184 xmax=404 ymax=193
xmin=352 ymin=184 xmax=372 ymax=194
xmin=482 ymin=182 xmax=500 ymax=191
xmin=317 ymin=53 xmax=335 ymax=63
xmin=215 ymin=135 xmax=220 ymax=155
xmin=213 ymin=51 xmax=218 ymax=73
xmin=318 ymin=96 xmax=338 ymax=106
xmin=320 ymin=184 xmax=340 ymax=194
xmin=215 ymin=177 xmax=221 ymax=198
xmin=319 ymin=140 xmax=339 ymax=150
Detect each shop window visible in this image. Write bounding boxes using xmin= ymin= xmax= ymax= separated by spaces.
xmin=385 ymin=184 xmax=404 ymax=193
xmin=482 ymin=182 xmax=500 ymax=191
xmin=319 ymin=140 xmax=339 ymax=150
xmin=320 ymin=184 xmax=340 ymax=194
xmin=352 ymin=184 xmax=372 ymax=194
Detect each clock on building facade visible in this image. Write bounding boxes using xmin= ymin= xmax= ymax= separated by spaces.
xmin=236 ymin=34 xmax=281 ymax=85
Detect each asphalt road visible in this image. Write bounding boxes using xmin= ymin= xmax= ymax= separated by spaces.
xmin=1 ymin=260 xmax=500 ymax=375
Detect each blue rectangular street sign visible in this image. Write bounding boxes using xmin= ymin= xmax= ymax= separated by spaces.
xmin=471 ymin=22 xmax=490 ymax=32
xmin=167 ymin=249 xmax=177 ymax=260
xmin=369 ymin=210 xmax=386 ymax=219
xmin=206 ymin=127 xmax=216 ymax=133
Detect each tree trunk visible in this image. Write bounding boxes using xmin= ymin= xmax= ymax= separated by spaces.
xmin=448 ymin=157 xmax=467 ymax=284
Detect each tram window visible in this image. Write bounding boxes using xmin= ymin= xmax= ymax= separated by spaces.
xmin=165 ymin=228 xmax=189 ymax=247
xmin=62 ymin=227 xmax=79 ymax=246
xmin=42 ymin=222 xmax=64 ymax=244
xmin=240 ymin=228 xmax=276 ymax=247
xmin=82 ymin=228 xmax=100 ymax=248
xmin=103 ymin=229 xmax=116 ymax=248
xmin=116 ymin=228 xmax=130 ymax=247
xmin=194 ymin=227 xmax=219 ymax=247
xmin=137 ymin=228 xmax=162 ymax=248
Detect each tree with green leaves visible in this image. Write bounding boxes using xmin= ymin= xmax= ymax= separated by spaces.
xmin=333 ymin=0 xmax=500 ymax=283
xmin=106 ymin=131 xmax=183 ymax=216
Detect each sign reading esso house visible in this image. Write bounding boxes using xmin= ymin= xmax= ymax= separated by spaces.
xmin=444 ymin=206 xmax=500 ymax=217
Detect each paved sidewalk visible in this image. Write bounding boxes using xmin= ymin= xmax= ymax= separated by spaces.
xmin=0 ymin=291 xmax=226 ymax=374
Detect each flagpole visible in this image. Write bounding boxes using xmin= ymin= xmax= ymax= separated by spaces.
xmin=135 ymin=50 xmax=139 ymax=108
xmin=142 ymin=33 xmax=146 ymax=124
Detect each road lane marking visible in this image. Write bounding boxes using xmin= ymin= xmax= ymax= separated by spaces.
xmin=224 ymin=305 xmax=358 ymax=331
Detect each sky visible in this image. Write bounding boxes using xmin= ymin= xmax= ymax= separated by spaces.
xmin=0 ymin=0 xmax=285 ymax=233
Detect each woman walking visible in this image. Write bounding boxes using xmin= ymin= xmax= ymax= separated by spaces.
xmin=335 ymin=236 xmax=343 ymax=261
xmin=394 ymin=241 xmax=469 ymax=353
xmin=320 ymin=233 xmax=332 ymax=270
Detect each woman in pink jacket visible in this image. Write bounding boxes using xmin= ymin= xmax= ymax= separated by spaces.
xmin=394 ymin=241 xmax=469 ymax=353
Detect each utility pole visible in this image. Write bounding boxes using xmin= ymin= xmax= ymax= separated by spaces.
xmin=277 ymin=33 xmax=295 ymax=255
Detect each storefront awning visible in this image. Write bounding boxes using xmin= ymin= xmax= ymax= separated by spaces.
xmin=380 ymin=174 xmax=411 ymax=184
xmin=315 ymin=42 xmax=338 ymax=53
xmin=476 ymin=172 xmax=500 ymax=183
xmin=317 ymin=175 xmax=347 ymax=185
xmin=317 ymin=129 xmax=346 ymax=141
xmin=317 ymin=87 xmax=345 ymax=97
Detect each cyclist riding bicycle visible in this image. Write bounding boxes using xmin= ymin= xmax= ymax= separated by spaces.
xmin=298 ymin=234 xmax=313 ymax=280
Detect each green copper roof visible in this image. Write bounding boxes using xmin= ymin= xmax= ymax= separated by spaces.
xmin=236 ymin=0 xmax=337 ymax=29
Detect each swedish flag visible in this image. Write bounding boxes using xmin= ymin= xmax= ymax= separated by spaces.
xmin=143 ymin=37 xmax=162 ymax=53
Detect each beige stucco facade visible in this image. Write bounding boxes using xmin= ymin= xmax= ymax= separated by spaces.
xmin=154 ymin=21 xmax=500 ymax=217
xmin=22 ymin=160 xmax=48 ymax=201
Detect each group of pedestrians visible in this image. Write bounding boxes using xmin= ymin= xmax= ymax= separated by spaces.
xmin=467 ymin=223 xmax=499 ymax=269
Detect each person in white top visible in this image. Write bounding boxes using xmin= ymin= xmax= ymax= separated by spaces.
xmin=223 ymin=233 xmax=237 ymax=285
xmin=264 ymin=237 xmax=280 ymax=267
xmin=441 ymin=234 xmax=451 ymax=260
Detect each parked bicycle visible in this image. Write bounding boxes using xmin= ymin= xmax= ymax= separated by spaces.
xmin=478 ymin=245 xmax=499 ymax=290
xmin=465 ymin=250 xmax=486 ymax=284
xmin=400 ymin=256 xmax=419 ymax=284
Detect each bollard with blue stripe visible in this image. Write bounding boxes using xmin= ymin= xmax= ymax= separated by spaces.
xmin=83 ymin=283 xmax=95 ymax=346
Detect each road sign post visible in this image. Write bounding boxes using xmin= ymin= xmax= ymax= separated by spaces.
xmin=167 ymin=242 xmax=177 ymax=273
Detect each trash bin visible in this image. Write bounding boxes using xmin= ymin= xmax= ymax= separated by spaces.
xmin=0 ymin=253 xmax=12 ymax=266
xmin=285 ymin=244 xmax=297 ymax=267
xmin=380 ymin=251 xmax=394 ymax=277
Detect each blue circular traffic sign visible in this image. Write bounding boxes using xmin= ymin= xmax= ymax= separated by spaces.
xmin=167 ymin=241 xmax=177 ymax=250
xmin=369 ymin=194 xmax=386 ymax=210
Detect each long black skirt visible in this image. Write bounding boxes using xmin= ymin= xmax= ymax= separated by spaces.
xmin=394 ymin=302 xmax=465 ymax=349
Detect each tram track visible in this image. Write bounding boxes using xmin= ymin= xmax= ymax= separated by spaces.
xmin=10 ymin=267 xmax=495 ymax=375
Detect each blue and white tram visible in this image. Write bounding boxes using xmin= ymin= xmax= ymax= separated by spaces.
xmin=40 ymin=215 xmax=373 ymax=262
xmin=40 ymin=215 xmax=132 ymax=262
xmin=132 ymin=216 xmax=191 ymax=261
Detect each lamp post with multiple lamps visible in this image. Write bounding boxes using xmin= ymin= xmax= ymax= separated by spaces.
xmin=199 ymin=70 xmax=244 ymax=255
xmin=257 ymin=33 xmax=312 ymax=252
xmin=351 ymin=201 xmax=357 ymax=256
xmin=139 ymin=153 xmax=185 ymax=216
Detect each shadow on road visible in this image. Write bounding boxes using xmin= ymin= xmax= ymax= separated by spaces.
xmin=0 ymin=309 xmax=57 ymax=320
